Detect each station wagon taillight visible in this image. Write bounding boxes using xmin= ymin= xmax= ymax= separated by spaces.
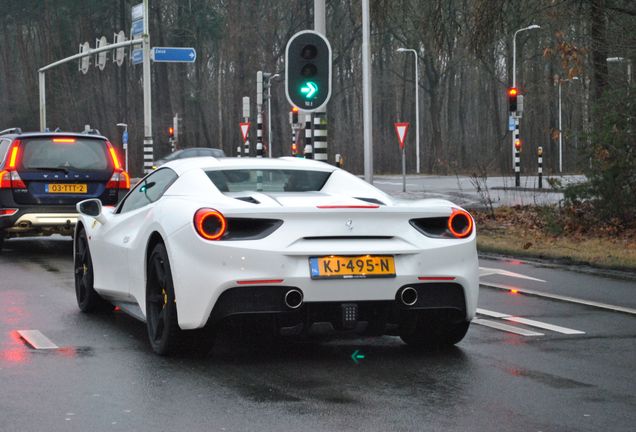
xmin=106 ymin=171 xmax=130 ymax=190
xmin=0 ymin=170 xmax=26 ymax=189
xmin=7 ymin=140 xmax=20 ymax=168
xmin=105 ymin=141 xmax=130 ymax=190
xmin=0 ymin=208 xmax=18 ymax=217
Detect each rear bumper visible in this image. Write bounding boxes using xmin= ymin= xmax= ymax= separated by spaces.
xmin=167 ymin=233 xmax=479 ymax=330
xmin=206 ymin=283 xmax=468 ymax=335
xmin=0 ymin=208 xmax=78 ymax=237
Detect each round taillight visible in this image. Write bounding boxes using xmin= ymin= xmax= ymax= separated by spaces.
xmin=448 ymin=209 xmax=473 ymax=238
xmin=194 ymin=208 xmax=227 ymax=240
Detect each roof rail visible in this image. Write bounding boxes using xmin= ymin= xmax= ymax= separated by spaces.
xmin=0 ymin=127 xmax=22 ymax=135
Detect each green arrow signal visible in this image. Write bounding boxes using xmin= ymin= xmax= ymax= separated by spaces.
xmin=351 ymin=349 xmax=365 ymax=364
xmin=300 ymin=81 xmax=318 ymax=99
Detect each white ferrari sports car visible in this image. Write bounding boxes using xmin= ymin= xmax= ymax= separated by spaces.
xmin=74 ymin=157 xmax=478 ymax=355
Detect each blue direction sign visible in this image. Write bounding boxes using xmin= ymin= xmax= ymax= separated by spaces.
xmin=131 ymin=19 xmax=144 ymax=39
xmin=508 ymin=115 xmax=516 ymax=131
xmin=151 ymin=47 xmax=197 ymax=63
xmin=131 ymin=48 xmax=143 ymax=65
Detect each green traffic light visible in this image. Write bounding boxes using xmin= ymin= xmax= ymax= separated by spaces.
xmin=300 ymin=81 xmax=318 ymax=99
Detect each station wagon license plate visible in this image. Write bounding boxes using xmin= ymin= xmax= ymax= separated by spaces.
xmin=46 ymin=183 xmax=87 ymax=194
xmin=309 ymin=255 xmax=395 ymax=279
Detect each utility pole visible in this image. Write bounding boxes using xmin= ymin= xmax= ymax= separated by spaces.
xmin=362 ymin=0 xmax=373 ymax=183
xmin=313 ymin=0 xmax=328 ymax=163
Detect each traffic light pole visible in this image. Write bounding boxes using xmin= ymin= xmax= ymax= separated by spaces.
xmin=256 ymin=113 xmax=263 ymax=158
xmin=38 ymin=38 xmax=142 ymax=131
xmin=538 ymin=146 xmax=543 ymax=189
xmin=304 ymin=114 xmax=313 ymax=158
xmin=513 ymin=117 xmax=520 ymax=187
xmin=142 ymin=0 xmax=153 ymax=174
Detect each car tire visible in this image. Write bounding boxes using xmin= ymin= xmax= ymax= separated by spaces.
xmin=399 ymin=311 xmax=470 ymax=349
xmin=146 ymin=242 xmax=214 ymax=356
xmin=74 ymin=228 xmax=113 ymax=313
xmin=0 ymin=231 xmax=4 ymax=251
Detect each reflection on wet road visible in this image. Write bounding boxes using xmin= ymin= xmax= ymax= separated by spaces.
xmin=1 ymin=239 xmax=635 ymax=431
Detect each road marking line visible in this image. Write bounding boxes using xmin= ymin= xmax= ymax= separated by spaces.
xmin=477 ymin=308 xmax=585 ymax=335
xmin=503 ymin=316 xmax=585 ymax=335
xmin=476 ymin=308 xmax=511 ymax=318
xmin=479 ymin=266 xmax=546 ymax=282
xmin=16 ymin=330 xmax=59 ymax=350
xmin=472 ymin=318 xmax=544 ymax=336
xmin=481 ymin=282 xmax=636 ymax=316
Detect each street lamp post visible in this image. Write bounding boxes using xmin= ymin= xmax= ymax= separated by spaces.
xmin=265 ymin=73 xmax=280 ymax=158
xmin=512 ymin=24 xmax=540 ymax=89
xmin=397 ymin=47 xmax=420 ymax=174
xmin=558 ymin=77 xmax=579 ymax=173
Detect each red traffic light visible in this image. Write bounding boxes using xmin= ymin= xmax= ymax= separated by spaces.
xmin=508 ymin=88 xmax=518 ymax=112
xmin=514 ymin=139 xmax=522 ymax=151
xmin=168 ymin=127 xmax=174 ymax=138
xmin=291 ymin=107 xmax=299 ymax=112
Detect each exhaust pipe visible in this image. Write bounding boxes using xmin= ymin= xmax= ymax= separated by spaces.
xmin=284 ymin=289 xmax=303 ymax=309
xmin=400 ymin=287 xmax=418 ymax=306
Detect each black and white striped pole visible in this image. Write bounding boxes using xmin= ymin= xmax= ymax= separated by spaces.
xmin=313 ymin=112 xmax=327 ymax=162
xmin=537 ymin=146 xmax=543 ymax=189
xmin=514 ymin=132 xmax=521 ymax=187
xmin=304 ymin=114 xmax=313 ymax=159
xmin=256 ymin=113 xmax=264 ymax=158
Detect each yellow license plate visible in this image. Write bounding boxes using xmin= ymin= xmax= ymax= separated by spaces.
xmin=46 ymin=183 xmax=88 ymax=194
xmin=309 ymin=255 xmax=395 ymax=279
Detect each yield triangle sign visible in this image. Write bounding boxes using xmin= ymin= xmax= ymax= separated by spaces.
xmin=394 ymin=122 xmax=410 ymax=150
xmin=240 ymin=122 xmax=250 ymax=142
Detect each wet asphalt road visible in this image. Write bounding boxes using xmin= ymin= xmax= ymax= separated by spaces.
xmin=1 ymin=238 xmax=635 ymax=432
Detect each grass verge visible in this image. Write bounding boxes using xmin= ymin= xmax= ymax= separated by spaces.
xmin=474 ymin=206 xmax=636 ymax=272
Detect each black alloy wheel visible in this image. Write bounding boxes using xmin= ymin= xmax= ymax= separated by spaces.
xmin=146 ymin=242 xmax=215 ymax=356
xmin=74 ymin=228 xmax=112 ymax=312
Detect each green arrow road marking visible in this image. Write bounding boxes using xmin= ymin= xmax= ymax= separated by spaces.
xmin=300 ymin=81 xmax=318 ymax=98
xmin=351 ymin=349 xmax=365 ymax=364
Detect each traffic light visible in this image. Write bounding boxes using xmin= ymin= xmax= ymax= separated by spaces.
xmin=291 ymin=106 xmax=299 ymax=124
xmin=168 ymin=127 xmax=174 ymax=139
xmin=508 ymin=87 xmax=518 ymax=113
xmin=514 ymin=138 xmax=522 ymax=152
xmin=285 ymin=30 xmax=332 ymax=112
xmin=291 ymin=143 xmax=298 ymax=155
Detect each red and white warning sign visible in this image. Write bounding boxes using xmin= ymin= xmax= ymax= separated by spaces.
xmin=394 ymin=122 xmax=409 ymax=150
xmin=240 ymin=122 xmax=250 ymax=142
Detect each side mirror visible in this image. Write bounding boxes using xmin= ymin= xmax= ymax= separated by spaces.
xmin=77 ymin=199 xmax=107 ymax=225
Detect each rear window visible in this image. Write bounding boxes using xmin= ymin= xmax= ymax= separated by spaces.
xmin=20 ymin=137 xmax=110 ymax=171
xmin=205 ymin=169 xmax=331 ymax=192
